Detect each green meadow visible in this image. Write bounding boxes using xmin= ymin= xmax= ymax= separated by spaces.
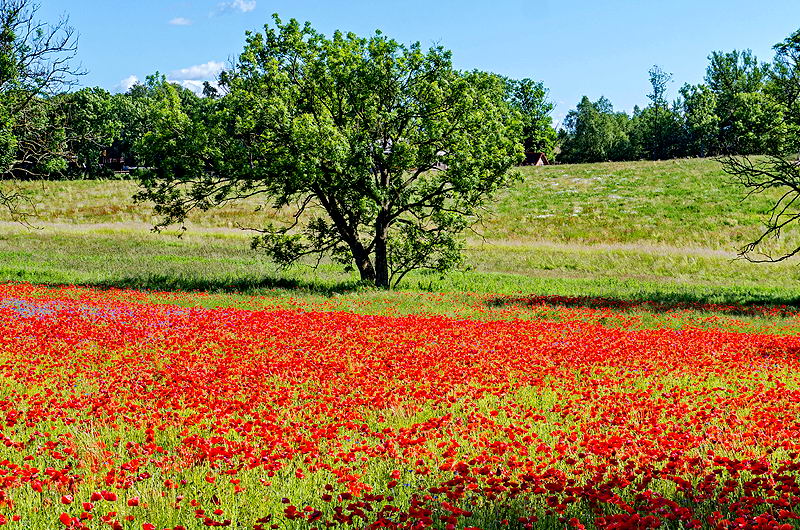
xmin=6 ymin=157 xmax=800 ymax=312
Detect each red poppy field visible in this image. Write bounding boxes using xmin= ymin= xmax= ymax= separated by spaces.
xmin=2 ymin=283 xmax=800 ymax=530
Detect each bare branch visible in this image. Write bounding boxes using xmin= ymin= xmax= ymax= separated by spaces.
xmin=720 ymin=152 xmax=800 ymax=262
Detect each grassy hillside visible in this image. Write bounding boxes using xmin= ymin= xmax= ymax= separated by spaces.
xmin=4 ymin=157 xmax=800 ymax=307
xmin=487 ymin=158 xmax=789 ymax=247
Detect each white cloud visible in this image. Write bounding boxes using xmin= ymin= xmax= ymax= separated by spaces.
xmin=169 ymin=61 xmax=224 ymax=81
xmin=169 ymin=17 xmax=193 ymax=26
xmin=116 ymin=75 xmax=139 ymax=92
xmin=214 ymin=0 xmax=256 ymax=15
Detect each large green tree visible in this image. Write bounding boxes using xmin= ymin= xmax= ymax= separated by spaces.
xmin=54 ymin=87 xmax=120 ymax=177
xmin=635 ymin=66 xmax=685 ymax=160
xmin=109 ymin=74 xmax=202 ymax=172
xmin=705 ymin=49 xmax=773 ymax=152
xmin=726 ymin=91 xmax=786 ymax=154
xmin=679 ymin=83 xmax=719 ymax=157
xmin=505 ymin=78 xmax=556 ymax=160
xmin=559 ymin=96 xmax=632 ymax=163
xmin=135 ymin=17 xmax=522 ymax=288
xmin=768 ymin=28 xmax=800 ymax=153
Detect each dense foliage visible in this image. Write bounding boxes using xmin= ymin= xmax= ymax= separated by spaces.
xmin=6 ymin=8 xmax=800 ymax=176
xmin=505 ymin=78 xmax=557 ymax=160
xmin=14 ymin=11 xmax=800 ymax=175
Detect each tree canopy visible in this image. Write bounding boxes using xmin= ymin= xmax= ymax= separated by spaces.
xmin=559 ymin=96 xmax=633 ymax=163
xmin=135 ymin=16 xmax=523 ymax=288
xmin=505 ymin=78 xmax=556 ymax=160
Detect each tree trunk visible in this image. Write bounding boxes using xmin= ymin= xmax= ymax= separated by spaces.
xmin=353 ymin=243 xmax=377 ymax=283
xmin=374 ymin=234 xmax=389 ymax=289
xmin=374 ymin=167 xmax=391 ymax=289
xmin=313 ymin=188 xmax=377 ymax=285
xmin=374 ymin=214 xmax=389 ymax=289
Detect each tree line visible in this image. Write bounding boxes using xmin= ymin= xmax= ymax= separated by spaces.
xmin=559 ymin=36 xmax=800 ymax=163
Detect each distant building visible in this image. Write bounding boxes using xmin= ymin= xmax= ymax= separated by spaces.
xmin=523 ymin=151 xmax=550 ymax=166
xmin=100 ymin=147 xmax=126 ymax=172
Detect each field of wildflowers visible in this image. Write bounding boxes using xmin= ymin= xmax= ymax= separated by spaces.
xmin=2 ymin=283 xmax=800 ymax=529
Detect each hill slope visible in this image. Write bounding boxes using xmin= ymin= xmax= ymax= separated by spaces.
xmin=489 ymin=158 xmax=783 ymax=248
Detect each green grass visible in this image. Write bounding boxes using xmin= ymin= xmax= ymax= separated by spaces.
xmin=4 ymin=157 xmax=800 ymax=315
xmin=8 ymin=158 xmax=786 ymax=247
xmin=485 ymin=157 xmax=796 ymax=248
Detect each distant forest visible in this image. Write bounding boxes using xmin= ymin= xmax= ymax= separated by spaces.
xmin=558 ymin=30 xmax=800 ymax=163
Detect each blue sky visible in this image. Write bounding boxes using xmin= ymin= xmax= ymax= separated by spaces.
xmin=43 ymin=0 xmax=800 ymax=124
